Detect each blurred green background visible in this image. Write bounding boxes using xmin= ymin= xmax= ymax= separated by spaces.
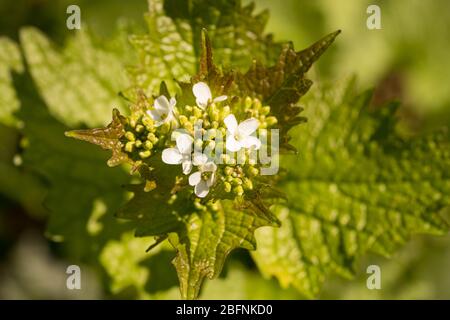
xmin=0 ymin=0 xmax=449 ymax=299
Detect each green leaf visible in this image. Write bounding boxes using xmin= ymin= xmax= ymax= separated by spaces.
xmin=100 ymin=232 xmax=179 ymax=299
xmin=14 ymin=30 xmax=133 ymax=260
xmin=0 ymin=37 xmax=23 ymax=126
xmin=236 ymin=30 xmax=341 ymax=152
xmin=252 ymin=78 xmax=450 ymax=298
xmin=115 ymin=160 xmax=278 ymax=299
xmin=126 ymin=0 xmax=282 ymax=96
xmin=170 ymin=200 xmax=276 ymax=299
xmin=65 ymin=108 xmax=129 ymax=167
xmin=200 ymin=262 xmax=303 ymax=300
xmin=20 ymin=27 xmax=131 ymax=127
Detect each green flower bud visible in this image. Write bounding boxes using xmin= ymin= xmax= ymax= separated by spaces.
xmin=179 ymin=115 xmax=188 ymax=126
xmin=248 ymin=166 xmax=259 ymax=176
xmin=261 ymin=106 xmax=271 ymax=115
xmin=224 ymin=166 xmax=234 ymax=176
xmin=243 ymin=178 xmax=253 ymax=190
xmin=135 ymin=139 xmax=143 ymax=148
xmin=193 ymin=107 xmax=203 ymax=118
xmin=233 ymin=185 xmax=244 ymax=196
xmin=266 ymin=116 xmax=278 ymax=126
xmin=211 ymin=110 xmax=219 ymax=122
xmin=125 ymin=141 xmax=134 ymax=153
xmin=142 ymin=117 xmax=154 ymax=129
xmin=144 ymin=180 xmax=156 ymax=192
xmin=234 ymin=178 xmax=243 ymax=185
xmin=253 ymin=98 xmax=262 ymax=110
xmin=224 ymin=182 xmax=232 ymax=193
xmin=147 ymin=133 xmax=158 ymax=144
xmin=144 ymin=141 xmax=153 ymax=150
xmin=161 ymin=122 xmax=171 ymax=134
xmin=135 ymin=124 xmax=144 ymax=133
xmin=245 ymin=96 xmax=253 ymax=109
xmin=139 ymin=150 xmax=151 ymax=159
xmin=184 ymin=122 xmax=193 ymax=131
xmin=221 ymin=106 xmax=231 ymax=118
xmin=189 ymin=116 xmax=197 ymax=124
xmin=125 ymin=131 xmax=135 ymax=141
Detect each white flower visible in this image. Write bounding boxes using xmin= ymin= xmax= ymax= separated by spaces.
xmin=188 ymin=153 xmax=217 ymax=198
xmin=224 ymin=114 xmax=261 ymax=152
xmin=161 ymin=133 xmax=194 ymax=174
xmin=147 ymin=95 xmax=177 ymax=126
xmin=192 ymin=82 xmax=227 ymax=109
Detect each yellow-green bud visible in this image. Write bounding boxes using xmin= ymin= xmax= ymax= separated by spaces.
xmin=245 ymin=97 xmax=253 ymax=108
xmin=261 ymin=106 xmax=271 ymax=115
xmin=160 ymin=122 xmax=171 ymax=134
xmin=234 ymin=178 xmax=243 ymax=185
xmin=139 ymin=150 xmax=151 ymax=159
xmin=135 ymin=139 xmax=143 ymax=148
xmin=193 ymin=107 xmax=203 ymax=118
xmin=224 ymin=166 xmax=234 ymax=176
xmin=233 ymin=185 xmax=244 ymax=196
xmin=254 ymin=98 xmax=262 ymax=110
xmin=248 ymin=166 xmax=259 ymax=176
xmin=224 ymin=182 xmax=232 ymax=193
xmin=135 ymin=124 xmax=144 ymax=133
xmin=142 ymin=117 xmax=154 ymax=130
xmin=144 ymin=141 xmax=153 ymax=150
xmin=147 ymin=133 xmax=158 ymax=144
xmin=243 ymin=178 xmax=253 ymax=190
xmin=179 ymin=115 xmax=188 ymax=126
xmin=125 ymin=141 xmax=134 ymax=153
xmin=211 ymin=110 xmax=219 ymax=122
xmin=144 ymin=180 xmax=156 ymax=192
xmin=266 ymin=116 xmax=278 ymax=126
xmin=221 ymin=106 xmax=231 ymax=118
xmin=125 ymin=131 xmax=135 ymax=141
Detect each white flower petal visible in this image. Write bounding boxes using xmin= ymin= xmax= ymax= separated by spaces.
xmin=226 ymin=134 xmax=242 ymax=152
xmin=193 ymin=152 xmax=208 ymax=166
xmin=162 ymin=148 xmax=183 ymax=164
xmin=213 ymin=95 xmax=227 ymax=103
xmin=193 ymin=82 xmax=211 ymax=108
xmin=154 ymin=95 xmax=170 ymax=111
xmin=182 ymin=160 xmax=192 ymax=175
xmin=194 ymin=180 xmax=210 ymax=198
xmin=203 ymin=162 xmax=217 ymax=173
xmin=169 ymin=97 xmax=177 ymax=107
xmin=224 ymin=114 xmax=238 ymax=134
xmin=240 ymin=135 xmax=261 ymax=150
xmin=207 ymin=171 xmax=215 ymax=187
xmin=189 ymin=171 xmax=202 ymax=186
xmin=238 ymin=118 xmax=259 ymax=136
xmin=147 ymin=109 xmax=162 ymax=122
xmin=176 ymin=134 xmax=193 ymax=155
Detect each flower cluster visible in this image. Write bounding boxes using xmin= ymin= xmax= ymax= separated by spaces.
xmin=120 ymin=81 xmax=278 ymax=199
